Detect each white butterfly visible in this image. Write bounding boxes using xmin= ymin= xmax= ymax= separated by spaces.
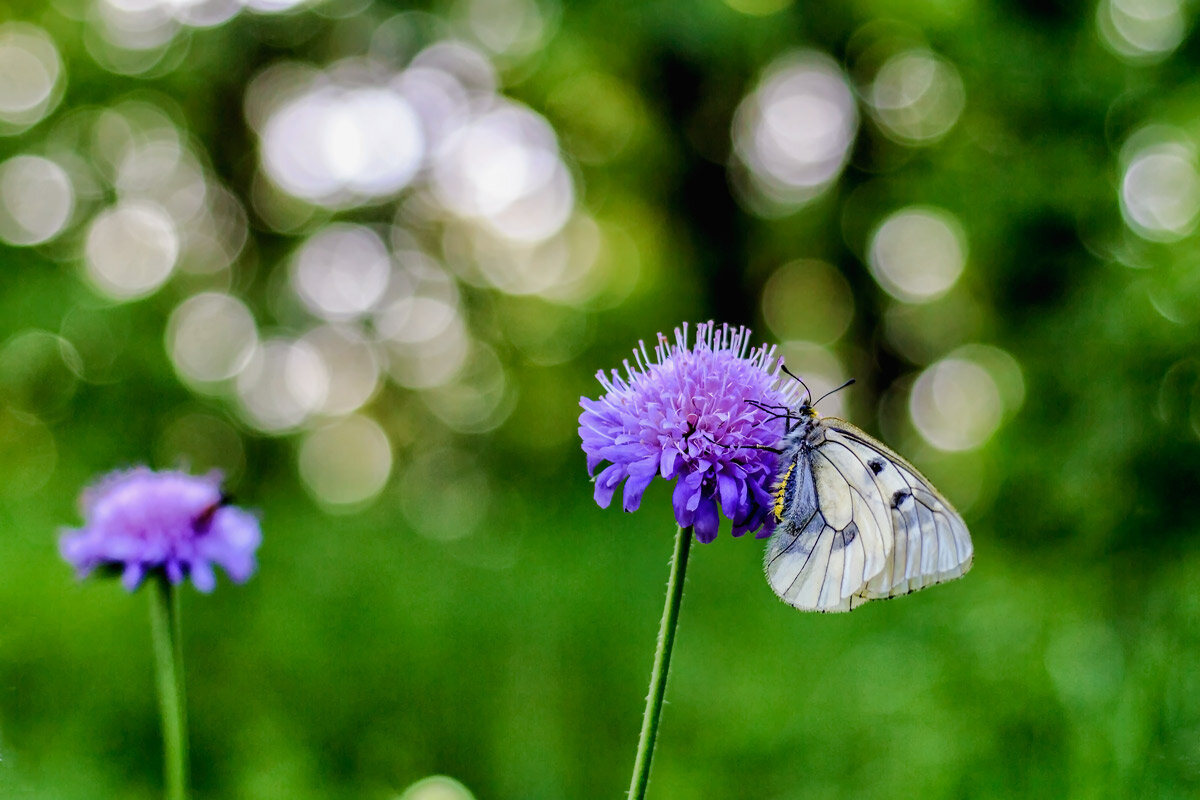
xmin=755 ymin=377 xmax=973 ymax=612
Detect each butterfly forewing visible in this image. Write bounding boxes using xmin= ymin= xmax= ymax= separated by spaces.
xmin=764 ymin=414 xmax=972 ymax=612
xmin=812 ymin=443 xmax=891 ymax=573
xmin=764 ymin=446 xmax=891 ymax=612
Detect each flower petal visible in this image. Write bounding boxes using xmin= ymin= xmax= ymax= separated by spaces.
xmin=190 ymin=561 xmax=216 ymax=593
xmin=593 ymin=463 xmax=625 ymax=509
xmin=659 ymin=448 xmax=679 ymax=479
xmin=671 ymin=479 xmax=698 ymax=528
xmin=682 ymin=471 xmax=705 ymax=512
xmin=717 ymin=472 xmax=741 ymax=519
xmin=121 ymin=562 xmax=145 ymax=591
xmin=693 ymin=496 xmax=720 ymax=543
xmin=622 ymin=456 xmax=659 ymax=512
xmin=748 ymin=476 xmax=775 ymax=509
xmin=755 ymin=516 xmax=777 ymax=539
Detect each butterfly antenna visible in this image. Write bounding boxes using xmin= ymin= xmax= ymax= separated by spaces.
xmin=779 ymin=363 xmax=811 ymax=404
xmin=813 ymin=378 xmax=856 ymax=407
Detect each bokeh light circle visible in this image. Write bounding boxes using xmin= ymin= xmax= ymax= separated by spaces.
xmin=235 ymin=338 xmax=329 ymax=433
xmin=84 ymin=200 xmax=180 ymax=300
xmin=761 ymin=259 xmax=854 ymax=344
xmin=399 ymin=447 xmax=490 ymax=542
xmin=0 ymin=155 xmax=74 ymax=245
xmin=0 ymin=408 xmax=56 ymax=498
xmin=947 ymin=343 xmax=1026 ymax=418
xmin=166 ymin=292 xmax=259 ymax=386
xmin=93 ymin=0 xmax=179 ymax=55
xmin=386 ymin=315 xmax=471 ymax=389
xmin=431 ymin=101 xmax=573 ymax=242
xmin=1119 ymin=133 xmax=1200 ymax=242
xmin=396 ymin=775 xmax=477 ymax=800
xmin=0 ymin=329 xmax=81 ymax=420
xmin=0 ymin=23 xmax=64 ymax=134
xmin=374 ymin=249 xmax=463 ymax=356
xmin=299 ymin=324 xmax=381 ymax=416
xmin=422 ymin=343 xmax=512 ymax=433
xmin=461 ymin=0 xmax=549 ymax=59
xmin=732 ymin=51 xmax=859 ymax=209
xmin=868 ymin=207 xmax=966 ymax=303
xmin=260 ymin=82 xmax=425 ymax=207
xmin=290 ymin=224 xmax=391 ymax=320
xmin=910 ymin=357 xmax=1002 ymax=452
xmin=298 ymin=414 xmax=393 ymax=506
xmin=868 ymin=49 xmax=965 ymax=145
xmin=1097 ymin=0 xmax=1186 ymax=62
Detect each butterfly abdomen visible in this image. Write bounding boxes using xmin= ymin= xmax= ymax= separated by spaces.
xmin=772 ymin=461 xmax=795 ymax=521
xmin=773 ymin=444 xmax=818 ymax=526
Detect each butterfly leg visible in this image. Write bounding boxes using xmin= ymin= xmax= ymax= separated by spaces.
xmin=701 ymin=433 xmax=783 ymax=455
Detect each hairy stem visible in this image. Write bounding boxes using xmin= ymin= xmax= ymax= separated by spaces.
xmin=627 ymin=524 xmax=693 ymax=800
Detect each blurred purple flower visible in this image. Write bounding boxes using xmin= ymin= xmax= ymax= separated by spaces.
xmin=579 ymin=321 xmax=800 ymax=543
xmin=60 ymin=467 xmax=261 ymax=593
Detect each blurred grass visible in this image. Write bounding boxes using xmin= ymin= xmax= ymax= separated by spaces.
xmin=6 ymin=454 xmax=1200 ymax=797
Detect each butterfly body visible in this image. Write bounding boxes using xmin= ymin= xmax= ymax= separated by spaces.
xmin=764 ymin=399 xmax=972 ymax=612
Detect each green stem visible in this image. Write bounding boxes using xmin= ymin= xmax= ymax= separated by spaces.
xmin=627 ymin=524 xmax=693 ymax=800
xmin=149 ymin=575 xmax=189 ymax=800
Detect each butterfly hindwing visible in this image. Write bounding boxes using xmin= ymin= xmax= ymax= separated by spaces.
xmin=821 ymin=419 xmax=973 ymax=603
xmin=763 ymin=413 xmax=972 ymax=612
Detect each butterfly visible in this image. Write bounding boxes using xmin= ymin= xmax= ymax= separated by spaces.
xmin=751 ymin=372 xmax=973 ymax=612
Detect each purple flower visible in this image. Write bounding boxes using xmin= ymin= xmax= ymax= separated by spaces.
xmin=60 ymin=467 xmax=262 ymax=593
xmin=579 ymin=321 xmax=801 ymax=543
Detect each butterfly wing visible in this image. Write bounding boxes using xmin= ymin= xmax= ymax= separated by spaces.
xmin=820 ymin=419 xmax=973 ymax=604
xmin=763 ymin=417 xmax=972 ymax=612
xmin=763 ymin=443 xmax=892 ymax=612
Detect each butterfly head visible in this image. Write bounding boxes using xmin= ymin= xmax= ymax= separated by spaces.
xmin=782 ymin=404 xmax=823 ymax=447
xmin=790 ymin=375 xmax=855 ymax=420
xmin=782 ymin=401 xmax=819 ymax=436
xmin=779 ymin=373 xmax=855 ymax=443
xmin=778 ymin=365 xmax=852 ymax=415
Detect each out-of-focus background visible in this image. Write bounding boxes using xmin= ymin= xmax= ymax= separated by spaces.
xmin=1 ymin=0 xmax=1199 ymax=797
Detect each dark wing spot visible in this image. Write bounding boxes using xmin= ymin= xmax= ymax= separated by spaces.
xmin=892 ymin=489 xmax=911 ymax=509
xmin=831 ymin=522 xmax=858 ymax=551
xmin=868 ymin=459 xmax=884 ymax=475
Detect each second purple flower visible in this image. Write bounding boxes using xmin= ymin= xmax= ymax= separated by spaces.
xmin=60 ymin=467 xmax=261 ymax=593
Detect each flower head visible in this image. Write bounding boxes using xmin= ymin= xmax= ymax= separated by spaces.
xmin=579 ymin=321 xmax=801 ymax=543
xmin=60 ymin=467 xmax=262 ymax=593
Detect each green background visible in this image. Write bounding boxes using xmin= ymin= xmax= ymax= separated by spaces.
xmin=2 ymin=0 xmax=1200 ymax=797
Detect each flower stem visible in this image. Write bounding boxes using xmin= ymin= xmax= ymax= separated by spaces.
xmin=149 ymin=574 xmax=189 ymax=800
xmin=627 ymin=524 xmax=693 ymax=800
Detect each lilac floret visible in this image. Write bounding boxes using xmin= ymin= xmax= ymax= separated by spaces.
xmin=579 ymin=321 xmax=802 ymax=543
xmin=60 ymin=467 xmax=262 ymax=593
